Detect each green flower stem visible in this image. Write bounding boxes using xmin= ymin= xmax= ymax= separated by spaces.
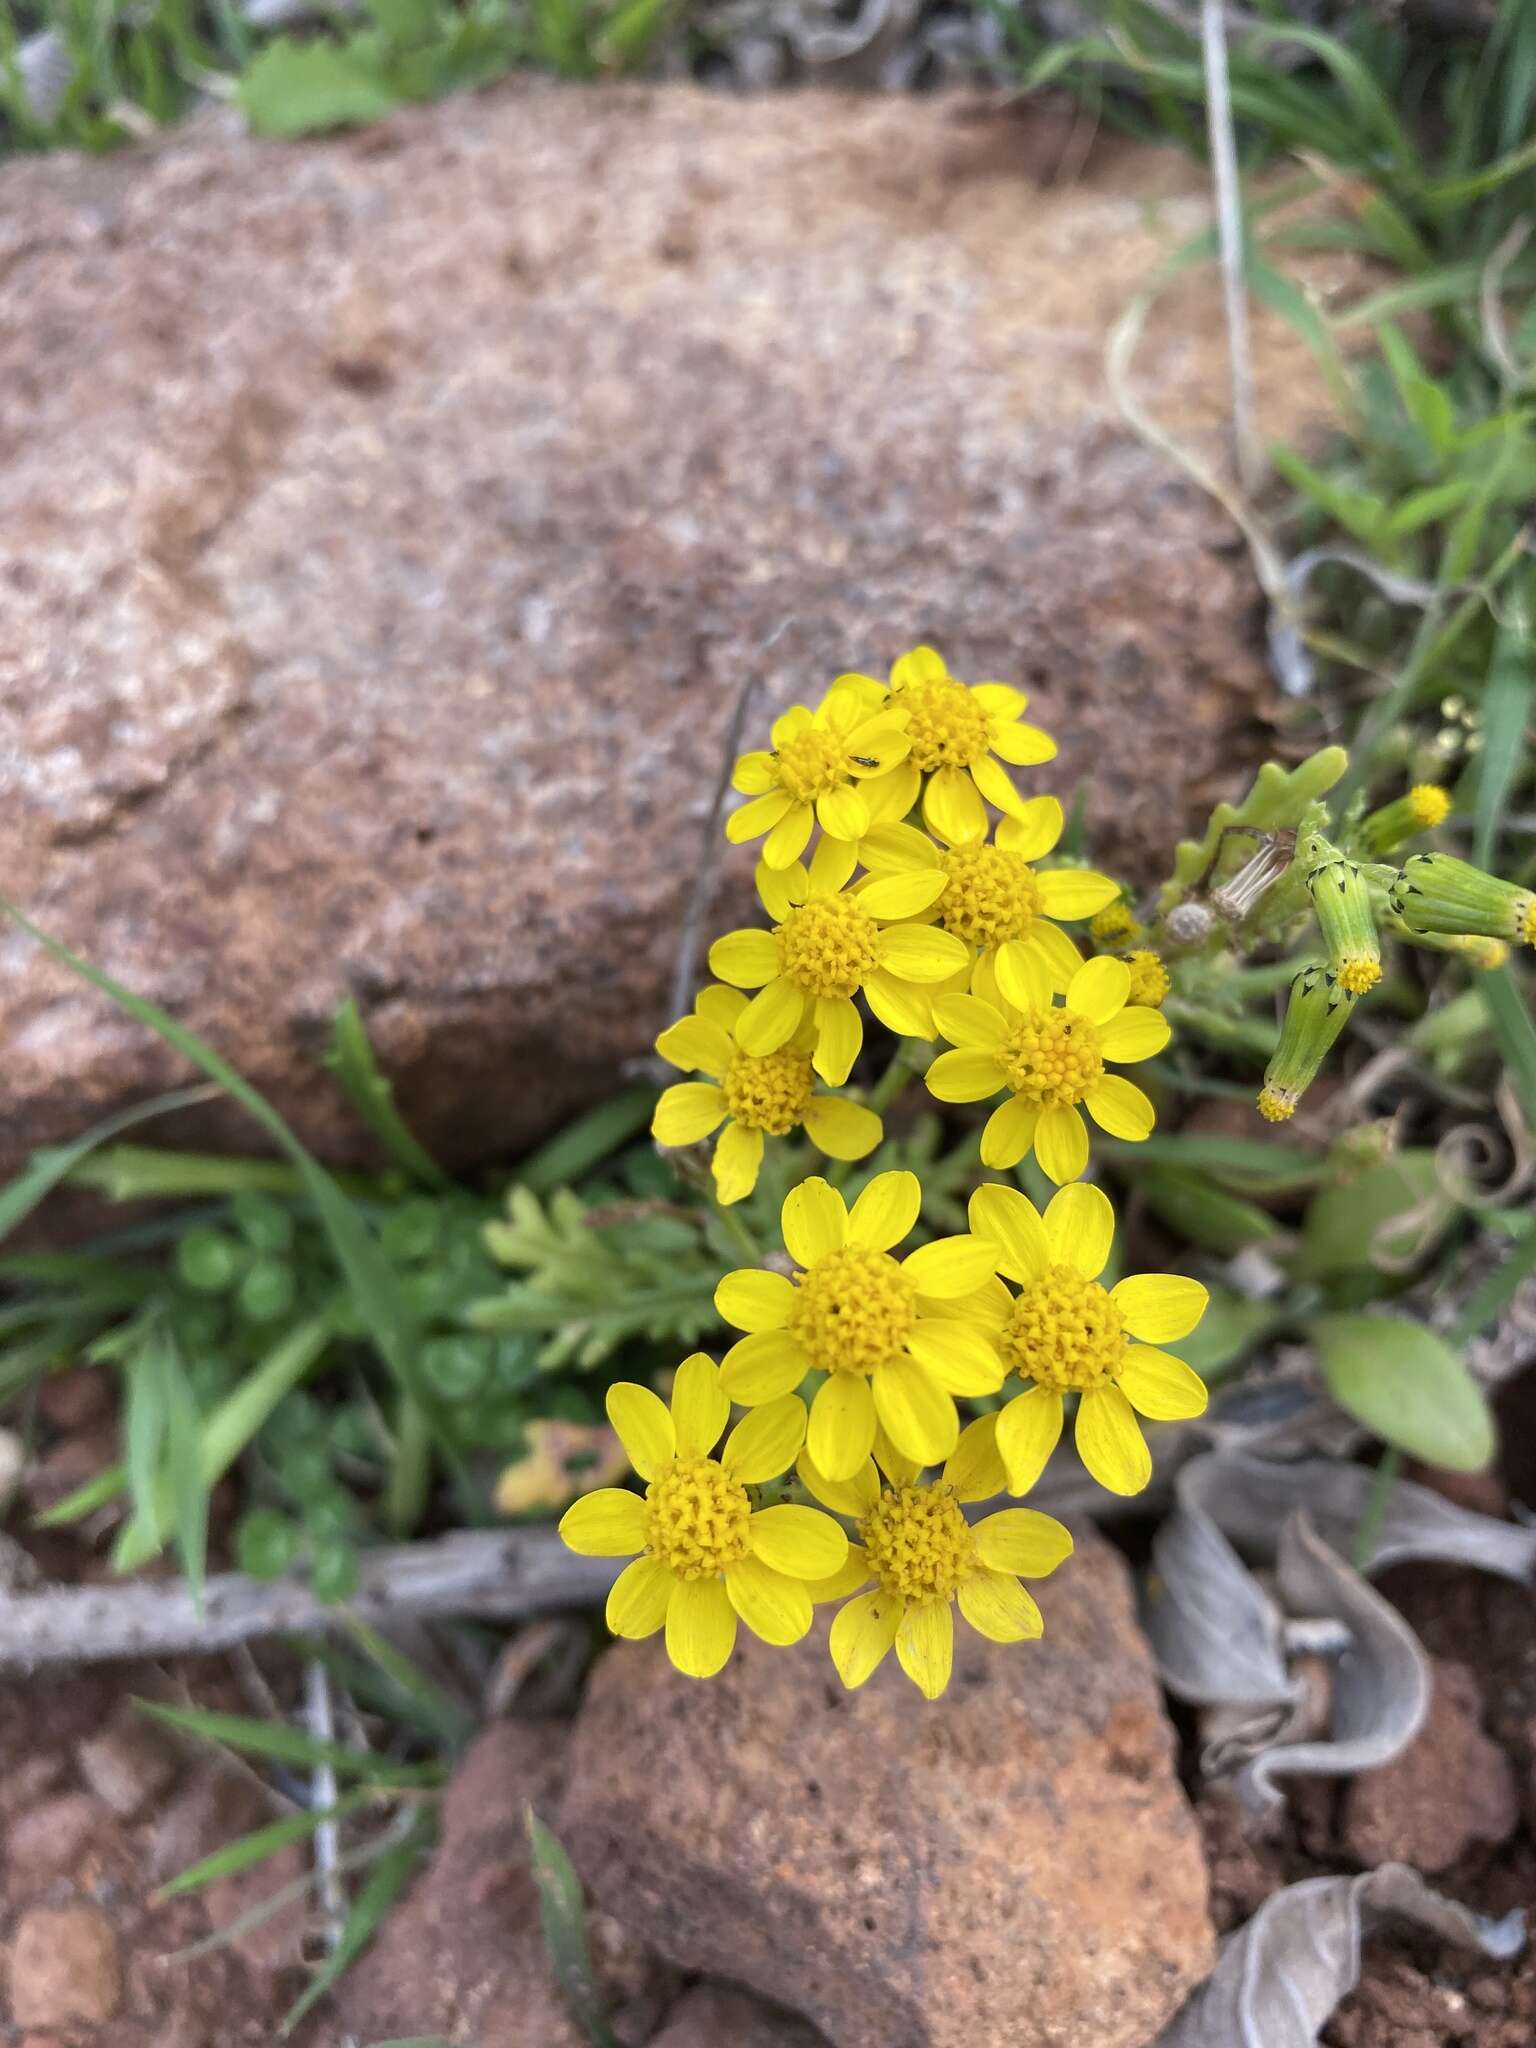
xmin=865 ymin=1042 xmax=927 ymax=1117
xmin=1162 ymin=998 xmax=1279 ymax=1059
xmin=710 ymin=1200 xmax=761 ymax=1265
xmin=1352 ymin=1445 xmax=1401 ymax=1571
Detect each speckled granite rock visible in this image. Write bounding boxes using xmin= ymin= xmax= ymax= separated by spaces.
xmin=559 ymin=1530 xmax=1215 ymax=2048
xmin=0 ymin=82 xmax=1333 ymax=1176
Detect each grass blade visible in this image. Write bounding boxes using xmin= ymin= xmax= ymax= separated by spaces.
xmin=323 ymin=998 xmax=451 ymax=1190
xmin=135 ymin=1699 xmax=444 ymax=1786
xmin=517 ymin=1085 xmax=657 ymax=1194
xmin=1482 ymin=966 xmax=1536 ymax=1140
xmin=0 ymin=1085 xmax=219 ymax=1239
xmin=280 ymin=1808 xmax=437 ymax=2035
xmin=151 ymin=1792 xmax=370 ymax=1903
xmin=526 ymin=1808 xmax=618 ymax=2048
xmin=1473 ymin=605 xmax=1532 ymax=869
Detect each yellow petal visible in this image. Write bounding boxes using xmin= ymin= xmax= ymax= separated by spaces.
xmin=1066 ymin=955 xmax=1130 ymax=1025
xmin=1111 ymin=1273 xmax=1210 ymax=1343
xmin=606 ymin=1555 xmax=673 ymax=1637
xmin=994 ymin=1387 xmax=1064 ymax=1495
xmin=829 ymin=1590 xmax=901 ymax=1689
xmin=736 ymin=977 xmax=807 ymax=1057
xmin=864 ymin=970 xmax=936 ymax=1040
xmin=807 ymin=1372 xmax=877 ymax=1481
xmin=812 ymin=996 xmax=863 ymax=1087
xmin=748 ymin=1503 xmax=848 ymax=1580
xmin=725 ymin=1555 xmax=813 ymax=1645
xmin=971 ymin=681 xmax=1027 ymax=718
xmin=988 ymin=720 xmax=1057 ymax=768
xmin=1042 ymin=1181 xmax=1116 ymax=1279
xmin=859 ymin=821 xmax=940 ymax=874
xmin=871 ymin=1425 xmax=921 ymax=1488
xmin=714 ymin=1268 xmax=797 ymax=1333
xmin=696 ymin=984 xmax=748 ymax=1032
xmin=895 ymin=1599 xmax=954 ymax=1699
xmin=980 ymin=1095 xmax=1040 ymax=1170
xmin=796 ymin=1449 xmax=880 ymax=1518
xmin=771 ymin=705 xmax=815 ymax=747
xmin=1083 ymin=1075 xmax=1156 ymax=1142
xmin=1033 ymin=1104 xmax=1089 ymax=1185
xmin=669 ymin=1352 xmax=730 ymax=1459
xmin=970 ymin=752 xmax=1029 ymax=818
xmin=905 ymin=1320 xmax=1004 ymax=1396
xmin=1035 ymin=867 xmax=1120 ymax=919
xmin=605 ymin=1384 xmax=676 ymax=1479
xmin=862 ymin=757 xmax=922 ymax=827
xmin=807 ymin=836 xmax=859 ymax=895
xmin=558 ymin=1487 xmax=646 ymax=1557
xmin=877 ymin=924 xmax=971 ymax=984
xmin=974 ymin=1506 xmax=1074 ymax=1577
xmin=1116 ymin=1346 xmax=1209 ymax=1420
xmin=942 ymin=1412 xmax=1009 ymax=1503
xmin=732 ymin=749 xmax=778 ymax=795
xmin=807 ymin=1543 xmax=876 ymax=1602
xmin=1099 ymin=1006 xmax=1172 ymax=1062
xmin=872 ymin=1356 xmax=959 ymax=1467
xmin=719 ymin=1330 xmax=809 ymax=1402
xmin=817 ymin=786 xmax=870 ymax=841
xmin=902 ymin=1234 xmax=999 ymax=1297
xmin=801 ymin=1095 xmax=882 ymax=1162
xmin=721 ymin=1394 xmax=808 ymax=1483
xmin=931 ymin=993 xmax=1009 ymax=1050
xmin=846 ymin=1168 xmax=921 ymax=1252
xmin=1030 ymin=918 xmax=1086 ymax=991
xmin=763 ymin=802 xmax=815 ymax=870
xmin=993 ymin=794 xmax=1062 ymax=862
xmin=652 ymin=1082 xmax=728 ymax=1146
xmin=726 ymin=790 xmax=793 ymax=845
xmin=756 ymin=859 xmax=801 ymax=923
xmin=1075 ymin=1384 xmax=1152 ymax=1495
xmin=966 ymin=1183 xmax=1048 ymax=1283
xmin=925 ymin=1048 xmax=1006 ymax=1104
xmin=859 ymin=870 xmax=949 ymax=920
xmin=957 ymin=1569 xmax=1043 ymax=1643
xmin=711 ymin=1120 xmax=765 ymax=1205
xmin=665 ymin=1576 xmax=737 ymax=1679
xmin=922 ymin=764 xmax=987 ymax=845
xmin=708 ymin=928 xmax=780 ymax=989
xmin=782 ymin=1176 xmax=849 ymax=1267
xmin=993 ymin=939 xmax=1052 ymax=1012
xmin=890 ymin=644 xmax=950 ymax=688
xmin=654 ymin=1014 xmax=736 ymax=1079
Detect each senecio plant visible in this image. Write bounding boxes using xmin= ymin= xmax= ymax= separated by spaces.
xmin=560 ymin=649 xmax=1528 ymax=1698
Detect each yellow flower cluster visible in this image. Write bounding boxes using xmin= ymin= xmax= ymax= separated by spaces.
xmin=559 ymin=646 xmax=1212 ymax=1696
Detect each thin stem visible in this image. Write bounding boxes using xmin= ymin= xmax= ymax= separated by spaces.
xmin=385 ymin=1393 xmax=432 ymax=1539
xmin=710 ymin=1199 xmax=761 ymax=1265
xmin=1200 ymin=0 xmax=1260 ymax=494
xmin=1352 ymin=1445 xmax=1401 ymax=1571
xmin=865 ymin=1043 xmax=923 ymax=1117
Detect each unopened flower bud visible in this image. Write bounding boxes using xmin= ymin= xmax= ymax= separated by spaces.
xmin=1359 ymin=783 xmax=1451 ymax=857
xmin=1257 ymin=963 xmax=1357 ymax=1123
xmin=1090 ymin=898 xmax=1141 ymax=950
xmin=1299 ymin=831 xmax=1382 ymax=995
xmin=1388 ymin=852 xmax=1536 ymax=949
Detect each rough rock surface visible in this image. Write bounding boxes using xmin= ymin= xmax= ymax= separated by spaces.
xmin=0 ymin=82 xmax=1336 ymax=1178
xmin=653 ymin=1982 xmax=832 ymax=2046
xmin=335 ymin=1718 xmax=679 ymax=2047
xmin=560 ymin=1531 xmax=1214 ymax=2048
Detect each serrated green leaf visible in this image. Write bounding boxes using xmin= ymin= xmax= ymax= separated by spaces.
xmin=1164 ymin=748 xmax=1349 ymax=904
xmin=1312 ymin=1312 xmax=1496 ymax=1472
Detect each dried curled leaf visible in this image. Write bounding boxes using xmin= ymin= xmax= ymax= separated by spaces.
xmin=1156 ymin=1863 xmax=1524 ymax=2047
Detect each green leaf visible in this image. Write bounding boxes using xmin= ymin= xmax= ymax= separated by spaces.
xmin=1482 ymin=965 xmax=1536 ymax=1142
xmin=0 ymin=1086 xmax=215 ymax=1242
xmin=1296 ymin=1151 xmax=1453 ymax=1277
xmin=152 ymin=1793 xmax=369 ymax=1903
xmin=517 ymin=1086 xmax=658 ymax=1195
xmin=1383 ymin=479 xmax=1474 ymax=539
xmin=161 ymin=1325 xmax=209 ymax=1610
xmin=238 ymin=36 xmax=399 ymax=138
xmin=1473 ymin=609 xmax=1531 ymax=869
xmin=323 ymin=998 xmax=450 ymax=1190
xmin=1132 ymin=1168 xmax=1281 ymax=1259
xmin=526 ymin=1809 xmax=618 ymax=2048
xmin=1311 ymin=1312 xmax=1497 ymax=1472
xmin=135 ymin=1700 xmax=443 ymax=1786
xmin=281 ymin=1810 xmax=437 ymax=2035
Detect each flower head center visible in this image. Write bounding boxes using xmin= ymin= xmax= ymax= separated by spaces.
xmin=776 ymin=895 xmax=881 ymax=1000
xmin=859 ymin=1484 xmax=976 ymax=1602
xmin=898 ymin=679 xmax=993 ymax=772
xmin=721 ymin=1049 xmax=817 ymax=1135
xmin=1409 ymin=784 xmax=1451 ymax=829
xmin=774 ymin=727 xmax=849 ymax=803
xmin=789 ymin=1244 xmax=915 ymax=1377
xmin=644 ymin=1456 xmax=751 ymax=1579
xmin=938 ymin=844 xmax=1040 ymax=949
xmin=998 ymin=1009 xmax=1103 ymax=1107
xmin=1002 ymin=1264 xmax=1124 ymax=1392
xmin=1124 ymin=949 xmax=1170 ymax=1007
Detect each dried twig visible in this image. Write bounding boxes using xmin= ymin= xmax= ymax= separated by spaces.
xmin=0 ymin=1529 xmax=618 ymax=1673
xmin=304 ymin=1658 xmax=346 ymax=1953
xmin=1199 ymin=0 xmax=1259 ymax=495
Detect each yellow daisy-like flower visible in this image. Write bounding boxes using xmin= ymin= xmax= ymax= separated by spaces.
xmin=727 ymin=677 xmax=913 ymax=870
xmin=653 ymin=985 xmax=882 ymax=1203
xmin=558 ymin=1355 xmax=848 ymax=1679
xmin=834 ymin=645 xmax=1057 ymax=847
xmin=967 ymin=1181 xmax=1209 ymax=1498
xmin=798 ymin=1417 xmax=1073 ymax=1700
xmin=708 ymin=838 xmax=970 ymax=1086
xmin=926 ymin=955 xmax=1168 ymax=1184
xmin=1123 ymin=949 xmax=1171 ymax=1008
xmin=858 ymin=796 xmax=1118 ymax=1008
xmin=714 ymin=1171 xmax=1005 ymax=1482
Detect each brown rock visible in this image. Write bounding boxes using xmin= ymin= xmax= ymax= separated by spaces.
xmin=0 ymin=84 xmax=1338 ymax=1183
xmin=76 ymin=1705 xmax=180 ymax=1819
xmin=9 ymin=1904 xmax=122 ymax=2028
xmin=1341 ymin=1657 xmax=1519 ymax=1873
xmin=561 ymin=1532 xmax=1213 ymax=2048
xmin=335 ymin=1718 xmax=677 ymax=2047
xmin=654 ymin=1982 xmax=831 ymax=2047
xmin=7 ymin=1791 xmax=115 ymax=1878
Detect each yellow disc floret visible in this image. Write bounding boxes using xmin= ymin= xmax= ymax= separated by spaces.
xmin=859 ymin=1483 xmax=977 ymax=1603
xmin=1524 ymin=900 xmax=1536 ymax=948
xmin=788 ymin=1244 xmax=916 ymax=1377
xmin=998 ymin=1009 xmax=1104 ymax=1108
xmin=644 ymin=1457 xmax=752 ymax=1579
xmin=1001 ymin=1265 xmax=1125 ymax=1392
xmin=1336 ymin=956 xmax=1383 ymax=996
xmin=1257 ymin=1085 xmax=1296 ymax=1123
xmin=721 ymin=1049 xmax=817 ymax=1135
xmin=1124 ymin=949 xmax=1171 ymax=1007
xmin=776 ymin=896 xmax=882 ymax=999
xmin=1090 ymin=901 xmax=1140 ymax=949
xmin=899 ymin=679 xmax=994 ymax=771
xmin=938 ymin=843 xmax=1041 ymax=949
xmin=1409 ymin=784 xmax=1452 ymax=829
xmin=773 ymin=727 xmax=852 ymax=803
